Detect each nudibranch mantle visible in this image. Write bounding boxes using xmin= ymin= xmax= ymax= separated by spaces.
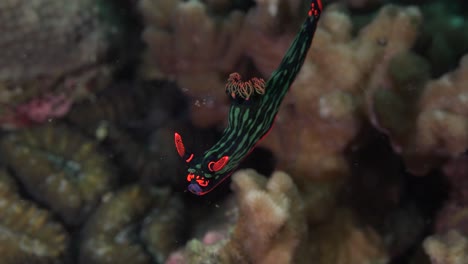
xmin=175 ymin=0 xmax=323 ymax=195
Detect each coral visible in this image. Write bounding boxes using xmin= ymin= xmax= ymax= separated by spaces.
xmin=66 ymin=81 xmax=190 ymax=185
xmin=167 ymin=169 xmax=393 ymax=264
xmin=140 ymin=196 xmax=187 ymax=263
xmin=79 ymin=185 xmax=185 ymax=264
xmin=143 ymin=1 xmax=425 ymax=180
xmin=224 ymin=169 xmax=307 ymax=264
xmin=241 ymin=0 xmax=307 ymax=76
xmin=423 ymin=230 xmax=468 ymax=264
xmin=16 ymin=92 xmax=73 ymax=123
xmin=0 ymin=124 xmax=116 ymax=225
xmin=408 ymin=55 xmax=468 ymax=172
xmin=370 ymin=51 xmax=430 ymax=150
xmin=139 ymin=0 xmax=244 ymax=127
xmin=0 ymin=169 xmax=69 ymax=263
xmin=374 ymin=54 xmax=468 ymax=174
xmin=174 ymin=169 xmax=307 ymax=264
xmin=261 ymin=4 xmax=422 ymax=180
xmin=79 ymin=185 xmax=157 ymax=264
xmin=0 ymin=0 xmax=118 ymax=128
xmin=312 ymin=209 xmax=388 ymax=264
xmin=442 ymin=155 xmax=468 ymax=205
xmin=431 ymin=156 xmax=468 ymax=242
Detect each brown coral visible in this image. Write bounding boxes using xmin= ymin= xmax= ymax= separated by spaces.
xmin=177 ymin=169 xmax=307 ymax=264
xmin=0 ymin=169 xmax=69 ymax=263
xmin=408 ymin=55 xmax=468 ymax=173
xmin=226 ymin=169 xmax=307 ymax=264
xmin=170 ymin=169 xmax=394 ymax=264
xmin=313 ymin=209 xmax=388 ymax=264
xmin=373 ymin=54 xmax=468 ymax=174
xmin=139 ymin=0 xmax=244 ymax=127
xmin=0 ymin=124 xmax=116 ymax=225
xmin=261 ymin=4 xmax=423 ymax=181
xmin=0 ymin=0 xmax=114 ymax=128
xmin=79 ymin=185 xmax=157 ymax=264
xmin=423 ymin=230 xmax=468 ymax=264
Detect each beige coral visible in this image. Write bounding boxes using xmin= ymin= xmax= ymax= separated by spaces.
xmin=226 ymin=169 xmax=307 ymax=264
xmin=313 ymin=209 xmax=388 ymax=264
xmin=261 ymin=4 xmax=422 ymax=181
xmin=424 ymin=230 xmax=468 ymax=264
xmin=178 ymin=169 xmax=307 ymax=264
xmin=410 ymin=55 xmax=468 ymax=170
xmin=373 ymin=54 xmax=468 ymax=174
xmin=139 ymin=0 xmax=244 ymax=127
xmin=173 ymin=169 xmax=391 ymax=264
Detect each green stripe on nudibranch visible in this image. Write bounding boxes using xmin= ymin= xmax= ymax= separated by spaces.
xmin=174 ymin=0 xmax=323 ymax=195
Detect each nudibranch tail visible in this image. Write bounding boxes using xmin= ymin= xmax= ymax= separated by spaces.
xmin=226 ymin=72 xmax=266 ymax=100
xmin=174 ymin=0 xmax=322 ymax=195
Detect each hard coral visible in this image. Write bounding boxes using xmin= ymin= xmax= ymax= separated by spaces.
xmin=423 ymin=230 xmax=468 ymax=264
xmin=79 ymin=185 xmax=155 ymax=264
xmin=0 ymin=0 xmax=115 ymax=129
xmin=139 ymin=0 xmax=244 ymax=127
xmin=139 ymin=0 xmax=310 ymax=128
xmin=410 ymin=55 xmax=468 ymax=171
xmin=178 ymin=169 xmax=307 ymax=264
xmin=313 ymin=209 xmax=388 ymax=264
xmin=0 ymin=169 xmax=69 ymax=263
xmin=0 ymin=124 xmax=116 ymax=225
xmin=226 ymin=169 xmax=307 ymax=264
xmin=374 ymin=54 xmax=468 ymax=174
xmin=169 ymin=169 xmax=392 ymax=264
xmin=261 ymin=4 xmax=422 ymax=180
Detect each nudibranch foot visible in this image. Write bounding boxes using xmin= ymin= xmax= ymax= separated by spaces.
xmin=225 ymin=72 xmax=266 ymax=100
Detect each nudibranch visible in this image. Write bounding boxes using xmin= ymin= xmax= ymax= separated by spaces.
xmin=175 ymin=0 xmax=323 ymax=195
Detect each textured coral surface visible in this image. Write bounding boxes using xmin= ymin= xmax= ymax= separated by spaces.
xmin=0 ymin=0 xmax=115 ymax=128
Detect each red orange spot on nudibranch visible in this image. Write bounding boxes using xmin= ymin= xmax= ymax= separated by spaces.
xmin=187 ymin=173 xmax=195 ymax=182
xmin=186 ymin=153 xmax=194 ymax=163
xmin=308 ymin=0 xmax=322 ymax=17
xmin=208 ymin=156 xmax=229 ymax=172
xmin=196 ymin=179 xmax=209 ymax=187
xmin=174 ymin=132 xmax=185 ymax=158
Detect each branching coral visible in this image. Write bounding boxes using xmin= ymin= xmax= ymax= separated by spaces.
xmin=225 ymin=169 xmax=307 ymax=264
xmin=312 ymin=209 xmax=388 ymax=264
xmin=169 ymin=169 xmax=392 ymax=264
xmin=139 ymin=0 xmax=244 ymax=127
xmin=421 ymin=156 xmax=468 ymax=264
xmin=423 ymin=230 xmax=468 ymax=264
xmin=261 ymin=4 xmax=422 ymax=180
xmin=175 ymin=169 xmax=307 ymax=264
xmin=408 ymin=55 xmax=468 ymax=172
xmin=0 ymin=169 xmax=69 ymax=263
xmin=139 ymin=0 xmax=312 ymax=128
xmin=373 ymin=54 xmax=468 ymax=174
xmin=241 ymin=0 xmax=307 ymax=76
xmin=0 ymin=124 xmax=116 ymax=225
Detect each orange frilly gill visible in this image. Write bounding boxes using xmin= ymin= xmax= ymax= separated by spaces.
xmin=175 ymin=0 xmax=323 ymax=195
